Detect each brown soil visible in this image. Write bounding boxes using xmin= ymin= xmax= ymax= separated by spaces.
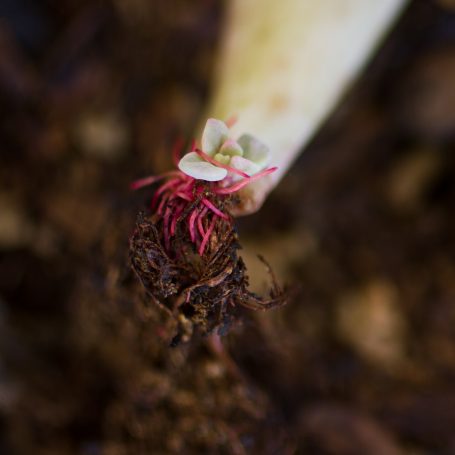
xmin=1 ymin=1 xmax=455 ymax=453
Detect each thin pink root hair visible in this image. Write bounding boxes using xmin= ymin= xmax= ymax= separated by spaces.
xmin=215 ymin=167 xmax=278 ymax=195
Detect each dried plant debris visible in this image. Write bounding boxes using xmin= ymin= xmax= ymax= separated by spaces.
xmin=130 ymin=119 xmax=287 ymax=344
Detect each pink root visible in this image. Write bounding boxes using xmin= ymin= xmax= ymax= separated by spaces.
xmin=199 ymin=215 xmax=217 ymax=256
xmin=188 ymin=208 xmax=199 ymax=243
xmin=194 ymin=148 xmax=250 ymax=179
xmin=130 ymin=171 xmax=181 ymax=190
xmin=197 ymin=207 xmax=208 ymax=238
xmin=202 ymin=198 xmax=228 ymax=220
xmin=215 ymin=167 xmax=278 ymax=195
xmin=151 ymin=177 xmax=182 ymax=209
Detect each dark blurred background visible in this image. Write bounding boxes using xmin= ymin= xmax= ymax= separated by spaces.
xmin=0 ymin=0 xmax=455 ymax=453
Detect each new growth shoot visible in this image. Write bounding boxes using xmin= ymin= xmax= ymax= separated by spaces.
xmin=131 ymin=118 xmax=277 ymax=256
xmin=130 ymin=118 xmax=285 ymax=344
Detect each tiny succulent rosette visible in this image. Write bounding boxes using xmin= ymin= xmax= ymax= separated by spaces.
xmin=130 ymin=117 xmax=277 ymax=256
xmin=178 ymin=118 xmax=271 ymax=182
xmin=130 ymin=118 xmax=286 ymax=341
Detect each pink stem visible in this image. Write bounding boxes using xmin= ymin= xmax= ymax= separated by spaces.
xmin=215 ymin=167 xmax=278 ymax=195
xmin=175 ymin=178 xmax=195 ymax=201
xmin=156 ymin=191 xmax=170 ymax=215
xmin=179 ymin=178 xmax=195 ymax=191
xmin=202 ymin=198 xmax=228 ymax=219
xmin=175 ymin=191 xmax=192 ymax=201
xmin=156 ymin=177 xmax=182 ymax=196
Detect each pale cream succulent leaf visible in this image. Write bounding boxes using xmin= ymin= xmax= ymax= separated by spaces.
xmin=230 ymin=155 xmax=261 ymax=176
xmin=237 ymin=134 xmax=270 ymax=169
xmin=178 ymin=151 xmax=227 ymax=181
xmin=201 ymin=118 xmax=229 ymax=156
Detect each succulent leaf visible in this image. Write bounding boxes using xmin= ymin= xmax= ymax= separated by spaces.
xmin=230 ymin=155 xmax=261 ymax=176
xmin=201 ymin=118 xmax=229 ymax=156
xmin=219 ymin=139 xmax=243 ymax=157
xmin=178 ymin=151 xmax=227 ymax=181
xmin=238 ymin=134 xmax=270 ymax=169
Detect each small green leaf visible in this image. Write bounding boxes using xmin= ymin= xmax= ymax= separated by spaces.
xmin=219 ymin=139 xmax=243 ymax=157
xmin=214 ymin=153 xmax=231 ymax=165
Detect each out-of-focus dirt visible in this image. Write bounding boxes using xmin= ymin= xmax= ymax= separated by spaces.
xmin=1 ymin=1 xmax=455 ymax=453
